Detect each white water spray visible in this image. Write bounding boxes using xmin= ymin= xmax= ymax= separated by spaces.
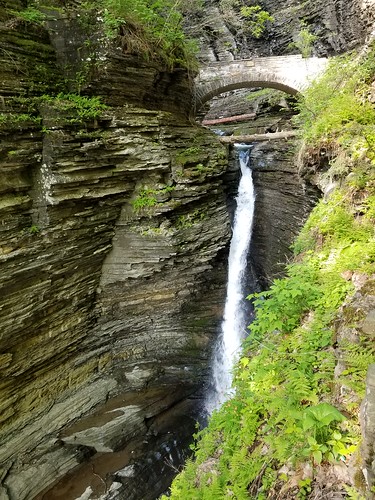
xmin=205 ymin=145 xmax=255 ymax=414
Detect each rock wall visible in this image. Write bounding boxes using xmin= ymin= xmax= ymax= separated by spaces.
xmin=249 ymin=139 xmax=318 ymax=287
xmin=333 ymin=275 xmax=375 ymax=491
xmin=2 ymin=0 xmax=373 ymax=497
xmin=193 ymin=0 xmax=375 ymax=62
xmin=0 ymin=5 xmax=231 ymax=499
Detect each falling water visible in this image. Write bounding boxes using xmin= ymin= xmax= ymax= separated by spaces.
xmin=205 ymin=145 xmax=255 ymax=414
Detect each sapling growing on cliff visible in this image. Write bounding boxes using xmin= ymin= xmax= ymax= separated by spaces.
xmin=289 ymin=21 xmax=317 ymax=58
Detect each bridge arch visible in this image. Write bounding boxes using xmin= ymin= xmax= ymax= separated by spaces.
xmin=193 ymin=55 xmax=328 ymax=114
xmin=196 ymin=78 xmax=300 ymax=111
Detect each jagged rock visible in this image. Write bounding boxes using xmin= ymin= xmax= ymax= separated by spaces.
xmin=362 ymin=310 xmax=375 ymax=337
xmin=191 ymin=0 xmax=375 ymax=61
xmin=361 ymin=364 xmax=375 ymax=490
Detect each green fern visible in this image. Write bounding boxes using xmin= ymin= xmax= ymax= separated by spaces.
xmin=342 ymin=340 xmax=375 ymax=371
xmin=287 ymin=369 xmax=315 ymax=403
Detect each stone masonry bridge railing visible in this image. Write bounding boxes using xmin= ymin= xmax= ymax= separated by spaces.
xmin=194 ymin=54 xmax=328 ymax=113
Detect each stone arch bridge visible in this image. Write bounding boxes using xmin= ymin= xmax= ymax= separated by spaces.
xmin=194 ymin=54 xmax=328 ymax=112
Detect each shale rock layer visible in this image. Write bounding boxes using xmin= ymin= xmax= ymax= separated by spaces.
xmin=0 ymin=5 xmax=231 ymax=498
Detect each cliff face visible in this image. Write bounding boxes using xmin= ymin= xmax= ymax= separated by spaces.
xmin=194 ymin=0 xmax=375 ymax=62
xmin=0 ymin=5 xmax=231 ymax=498
xmin=249 ymin=139 xmax=318 ymax=287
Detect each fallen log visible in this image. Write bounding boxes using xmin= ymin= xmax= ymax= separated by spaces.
xmin=219 ymin=130 xmax=298 ymax=143
xmin=202 ymin=113 xmax=256 ymax=125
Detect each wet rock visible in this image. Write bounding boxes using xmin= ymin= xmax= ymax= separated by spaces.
xmin=248 ymin=139 xmax=319 ymax=287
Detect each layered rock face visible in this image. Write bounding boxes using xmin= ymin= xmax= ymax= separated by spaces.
xmin=249 ymin=140 xmax=318 ymax=287
xmin=2 ymin=0 xmax=371 ymax=497
xmin=193 ymin=0 xmax=375 ymax=62
xmin=0 ymin=5 xmax=231 ymax=499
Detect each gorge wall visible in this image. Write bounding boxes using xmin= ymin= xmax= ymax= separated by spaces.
xmin=1 ymin=0 xmax=373 ymax=499
xmin=192 ymin=0 xmax=375 ymax=62
xmin=0 ymin=4 xmax=232 ymax=498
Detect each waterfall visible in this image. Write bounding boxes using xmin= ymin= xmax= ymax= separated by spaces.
xmin=205 ymin=145 xmax=255 ymax=414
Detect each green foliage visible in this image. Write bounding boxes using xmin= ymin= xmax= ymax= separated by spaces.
xmin=176 ymin=209 xmax=206 ymax=229
xmin=339 ymin=338 xmax=375 ymax=398
xmin=98 ymin=0 xmax=199 ymax=70
xmin=239 ymin=5 xmax=274 ymax=39
xmin=28 ymin=225 xmax=40 ymax=235
xmin=40 ymin=93 xmax=107 ymax=122
xmin=131 ymin=185 xmax=174 ymax=211
xmin=298 ymin=478 xmax=312 ymax=499
xmin=294 ymin=47 xmax=375 ymax=150
xmin=0 ymin=112 xmax=42 ymax=129
xmin=132 ymin=189 xmax=158 ymax=210
xmin=9 ymin=6 xmax=45 ymax=24
xmin=293 ymin=191 xmax=375 ymax=277
xmin=302 ymin=403 xmax=345 ymax=437
xmin=344 ymin=485 xmax=367 ymax=499
xmin=248 ymin=262 xmax=321 ymax=337
xmin=219 ymin=0 xmax=273 ymax=39
xmin=0 ymin=92 xmax=108 ymax=131
xmin=289 ymin=21 xmax=317 ymax=58
xmin=175 ymin=146 xmax=203 ymax=165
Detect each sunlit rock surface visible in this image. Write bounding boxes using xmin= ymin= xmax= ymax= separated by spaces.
xmin=0 ymin=5 xmax=231 ymax=498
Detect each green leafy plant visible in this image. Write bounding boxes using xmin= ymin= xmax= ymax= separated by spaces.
xmin=131 ymin=185 xmax=174 ymax=211
xmin=0 ymin=113 xmax=42 ymax=129
xmin=302 ymin=403 xmax=345 ymax=441
xmin=294 ymin=46 xmax=375 ymax=150
xmin=175 ymin=146 xmax=203 ymax=164
xmin=240 ymin=5 xmax=274 ymax=38
xmin=219 ymin=0 xmax=273 ymax=39
xmin=176 ymin=209 xmax=206 ymax=229
xmin=132 ymin=189 xmax=158 ymax=210
xmin=298 ymin=478 xmax=312 ymax=499
xmin=28 ymin=225 xmax=40 ymax=235
xmin=40 ymin=93 xmax=107 ymax=122
xmin=289 ymin=21 xmax=317 ymax=58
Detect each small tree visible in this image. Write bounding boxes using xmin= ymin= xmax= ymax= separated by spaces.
xmin=240 ymin=5 xmax=274 ymax=39
xmin=291 ymin=21 xmax=317 ymax=58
